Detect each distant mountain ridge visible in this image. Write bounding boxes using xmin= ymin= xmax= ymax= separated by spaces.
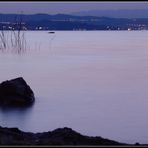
xmin=71 ymin=9 xmax=148 ymax=18
xmin=0 ymin=13 xmax=110 ymax=22
xmin=0 ymin=13 xmax=148 ymax=30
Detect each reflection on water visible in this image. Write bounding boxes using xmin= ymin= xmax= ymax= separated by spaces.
xmin=0 ymin=104 xmax=34 ymax=114
xmin=0 ymin=31 xmax=148 ymax=144
xmin=0 ymin=101 xmax=34 ymax=130
xmin=0 ymin=31 xmax=56 ymax=55
xmin=0 ymin=30 xmax=28 ymax=54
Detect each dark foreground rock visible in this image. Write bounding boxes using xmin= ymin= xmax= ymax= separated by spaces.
xmin=0 ymin=126 xmax=128 ymax=145
xmin=0 ymin=77 xmax=35 ymax=106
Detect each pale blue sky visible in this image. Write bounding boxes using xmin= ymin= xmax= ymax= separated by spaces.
xmin=0 ymin=1 xmax=148 ymax=14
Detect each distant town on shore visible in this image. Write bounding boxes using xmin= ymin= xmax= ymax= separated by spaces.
xmin=0 ymin=13 xmax=148 ymax=31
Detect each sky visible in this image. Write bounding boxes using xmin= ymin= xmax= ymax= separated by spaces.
xmin=0 ymin=1 xmax=148 ymax=14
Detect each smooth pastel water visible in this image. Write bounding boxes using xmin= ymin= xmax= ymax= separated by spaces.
xmin=0 ymin=31 xmax=148 ymax=144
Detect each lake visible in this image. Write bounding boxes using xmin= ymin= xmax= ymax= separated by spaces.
xmin=0 ymin=30 xmax=148 ymax=144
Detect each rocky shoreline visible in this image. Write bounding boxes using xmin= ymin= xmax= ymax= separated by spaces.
xmin=0 ymin=78 xmax=145 ymax=146
xmin=0 ymin=126 xmax=128 ymax=145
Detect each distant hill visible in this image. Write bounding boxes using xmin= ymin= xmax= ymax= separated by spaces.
xmin=0 ymin=13 xmax=148 ymax=30
xmin=71 ymin=9 xmax=148 ymax=18
xmin=0 ymin=13 xmax=109 ymax=22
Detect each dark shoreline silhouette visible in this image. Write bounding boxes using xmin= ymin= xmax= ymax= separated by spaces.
xmin=0 ymin=126 xmax=129 ymax=145
xmin=0 ymin=78 xmax=145 ymax=146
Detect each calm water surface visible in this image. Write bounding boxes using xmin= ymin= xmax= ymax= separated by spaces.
xmin=0 ymin=31 xmax=148 ymax=144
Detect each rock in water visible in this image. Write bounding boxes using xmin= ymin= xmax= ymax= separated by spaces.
xmin=0 ymin=77 xmax=35 ymax=106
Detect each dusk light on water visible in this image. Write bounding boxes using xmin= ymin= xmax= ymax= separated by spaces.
xmin=0 ymin=1 xmax=148 ymax=146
